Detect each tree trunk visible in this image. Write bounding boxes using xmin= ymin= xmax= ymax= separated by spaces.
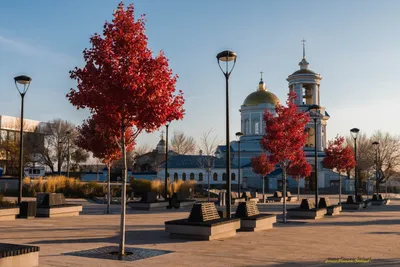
xmin=262 ymin=176 xmax=265 ymax=203
xmin=119 ymin=125 xmax=127 ymax=257
xmin=107 ymin=163 xmax=111 ymax=214
xmin=297 ymin=179 xmax=300 ymax=201
xmin=207 ymin=171 xmax=210 ymax=202
xmin=282 ymin=168 xmax=287 ymax=223
xmin=338 ymin=173 xmax=342 ymax=206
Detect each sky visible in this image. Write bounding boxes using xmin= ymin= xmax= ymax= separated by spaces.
xmin=1 ymin=0 xmax=400 ymax=152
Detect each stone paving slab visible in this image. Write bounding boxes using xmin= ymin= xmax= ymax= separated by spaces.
xmin=1 ymin=197 xmax=400 ymax=266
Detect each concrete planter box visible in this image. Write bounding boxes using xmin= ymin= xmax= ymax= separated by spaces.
xmin=239 ymin=214 xmax=276 ymax=232
xmin=165 ymin=218 xmax=240 ymax=240
xmin=287 ymin=208 xmax=327 ymax=219
xmin=128 ymin=201 xmax=169 ymax=211
xmin=36 ymin=205 xmax=82 ymax=218
xmin=0 ymin=207 xmax=19 ymax=221
xmin=363 ymin=201 xmax=372 ymax=208
xmin=371 ymin=199 xmax=390 ymax=206
xmin=266 ymin=197 xmax=283 ymax=203
xmin=326 ymin=205 xmax=341 ymax=216
xmin=0 ymin=243 xmax=40 ymax=267
xmin=341 ymin=202 xmax=364 ymax=210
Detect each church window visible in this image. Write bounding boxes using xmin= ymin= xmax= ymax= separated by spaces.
xmin=222 ymin=173 xmax=226 ymax=181
xmin=199 ymin=173 xmax=203 ymax=181
xmin=254 ymin=121 xmax=260 ymax=135
xmin=182 ymin=173 xmax=186 ymax=181
xmin=213 ymin=173 xmax=218 ymax=181
xmin=190 ymin=172 xmax=195 ymax=180
xmin=174 ymin=173 xmax=178 ymax=181
xmin=245 ymin=120 xmax=249 ymax=135
xmin=231 ymin=173 xmax=236 ymax=181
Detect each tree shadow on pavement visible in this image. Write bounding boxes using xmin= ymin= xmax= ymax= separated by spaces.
xmin=28 ymin=229 xmax=191 ymax=246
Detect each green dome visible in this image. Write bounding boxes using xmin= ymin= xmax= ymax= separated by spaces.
xmin=243 ymin=88 xmax=279 ymax=106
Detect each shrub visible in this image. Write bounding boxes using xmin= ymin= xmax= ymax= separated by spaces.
xmin=130 ymin=179 xmax=152 ymax=196
xmin=0 ymin=193 xmax=16 ymax=207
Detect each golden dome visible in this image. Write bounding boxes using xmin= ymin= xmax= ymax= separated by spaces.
xmin=243 ymin=79 xmax=279 ymax=106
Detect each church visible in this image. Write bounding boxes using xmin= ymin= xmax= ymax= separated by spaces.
xmin=158 ymin=47 xmax=352 ymax=193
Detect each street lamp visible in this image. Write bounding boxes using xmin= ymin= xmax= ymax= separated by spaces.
xmin=307 ymin=104 xmax=321 ymax=207
xmin=235 ymin=132 xmax=243 ymax=196
xmin=14 ymin=75 xmax=32 ymax=205
xmin=164 ymin=122 xmax=170 ymax=199
xmin=66 ymin=131 xmax=71 ymax=178
xmin=372 ymin=141 xmax=379 ymax=195
xmin=350 ymin=128 xmax=360 ymax=199
xmin=217 ymin=50 xmax=237 ymax=219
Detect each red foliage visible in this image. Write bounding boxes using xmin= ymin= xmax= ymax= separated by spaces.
xmin=251 ymin=154 xmax=275 ymax=177
xmin=260 ymin=92 xmax=311 ymax=170
xmin=287 ymin=157 xmax=312 ymax=181
xmin=322 ymin=136 xmax=356 ymax=173
xmin=67 ymin=2 xmax=185 ymax=139
xmin=76 ymin=113 xmax=134 ymax=166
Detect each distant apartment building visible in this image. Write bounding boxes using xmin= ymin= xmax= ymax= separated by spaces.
xmin=0 ymin=115 xmax=48 ymax=175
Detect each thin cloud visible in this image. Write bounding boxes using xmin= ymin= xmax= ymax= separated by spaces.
xmin=0 ymin=34 xmax=75 ymax=64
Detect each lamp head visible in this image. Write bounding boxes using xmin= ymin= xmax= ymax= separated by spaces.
xmin=350 ymin=128 xmax=360 ymax=139
xmin=235 ymin=132 xmax=243 ymax=141
xmin=216 ymin=50 xmax=237 ymax=62
xmin=14 ymin=75 xmax=32 ymax=95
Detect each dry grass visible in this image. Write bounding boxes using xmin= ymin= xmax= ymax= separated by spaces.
xmin=23 ymin=176 xmax=104 ymax=198
xmin=131 ymin=178 xmax=196 ymax=197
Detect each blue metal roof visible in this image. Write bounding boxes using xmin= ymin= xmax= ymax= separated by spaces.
xmin=161 ymin=155 xmax=237 ymax=168
xmin=216 ymin=145 xmax=234 ymax=152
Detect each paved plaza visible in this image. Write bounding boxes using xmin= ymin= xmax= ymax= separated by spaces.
xmin=2 ymin=195 xmax=400 ymax=266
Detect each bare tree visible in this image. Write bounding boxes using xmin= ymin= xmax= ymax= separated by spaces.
xmin=198 ymin=128 xmax=221 ymax=201
xmin=132 ymin=144 xmax=151 ymax=158
xmin=170 ymin=131 xmax=196 ymax=155
xmin=370 ymin=131 xmax=400 ymax=192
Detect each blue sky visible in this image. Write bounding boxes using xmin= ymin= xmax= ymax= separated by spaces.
xmin=1 ymin=0 xmax=400 ymax=151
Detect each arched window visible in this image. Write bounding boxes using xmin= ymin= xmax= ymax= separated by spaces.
xmin=174 ymin=173 xmax=178 ymax=182
xmin=231 ymin=173 xmax=236 ymax=181
xmin=213 ymin=173 xmax=218 ymax=181
xmin=245 ymin=120 xmax=249 ymax=135
xmin=190 ymin=172 xmax=195 ymax=180
xmin=254 ymin=121 xmax=260 ymax=135
xmin=199 ymin=173 xmax=203 ymax=181
xmin=222 ymin=173 xmax=227 ymax=181
xmin=182 ymin=173 xmax=186 ymax=181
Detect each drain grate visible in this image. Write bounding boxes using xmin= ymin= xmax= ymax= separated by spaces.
xmin=65 ymin=246 xmax=173 ymax=262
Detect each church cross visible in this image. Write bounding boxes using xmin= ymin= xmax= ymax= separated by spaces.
xmin=260 ymin=71 xmax=263 ymax=80
xmin=160 ymin=130 xmax=165 ymax=139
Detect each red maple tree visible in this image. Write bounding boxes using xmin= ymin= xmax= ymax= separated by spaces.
xmin=322 ymin=136 xmax=355 ymax=205
xmin=251 ymin=153 xmax=275 ymax=203
xmin=67 ymin=2 xmax=184 ymax=255
xmin=287 ymin=158 xmax=312 ymax=201
xmin=260 ymin=91 xmax=311 ymax=222
xmin=76 ymin=113 xmax=135 ymax=214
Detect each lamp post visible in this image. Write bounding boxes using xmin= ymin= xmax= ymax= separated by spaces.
xmin=235 ymin=132 xmax=243 ymax=197
xmin=66 ymin=131 xmax=71 ymax=178
xmin=372 ymin=141 xmax=379 ymax=195
xmin=350 ymin=128 xmax=360 ymax=199
xmin=217 ymin=50 xmax=237 ymax=219
xmin=165 ymin=122 xmax=170 ymax=199
xmin=307 ymin=104 xmax=321 ymax=207
xmin=14 ymin=75 xmax=32 ymax=205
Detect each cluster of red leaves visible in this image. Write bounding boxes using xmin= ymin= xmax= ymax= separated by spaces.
xmin=76 ymin=113 xmax=135 ymax=166
xmin=251 ymin=153 xmax=275 ymax=177
xmin=252 ymin=92 xmax=312 ymax=179
xmin=322 ymin=136 xmax=355 ymax=173
xmin=67 ymin=2 xmax=184 ymax=141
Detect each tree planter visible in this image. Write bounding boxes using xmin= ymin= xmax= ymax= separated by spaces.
xmin=287 ymin=207 xmax=327 ymax=219
xmin=235 ymin=202 xmax=276 ymax=231
xmin=128 ymin=201 xmax=169 ymax=210
xmin=0 ymin=207 xmax=19 ymax=221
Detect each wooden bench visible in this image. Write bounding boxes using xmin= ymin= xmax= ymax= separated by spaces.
xmin=371 ymin=194 xmax=390 ymax=205
xmin=241 ymin=192 xmax=258 ymax=203
xmin=235 ymin=201 xmax=276 ymax=231
xmin=0 ymin=243 xmax=40 ymax=267
xmin=286 ymin=191 xmax=292 ymax=202
xmin=128 ymin=192 xmax=169 ymax=210
xmin=287 ymin=199 xmax=327 ymax=219
xmin=266 ymin=191 xmax=283 ymax=202
xmin=341 ymin=196 xmax=364 ymax=210
xmin=36 ymin=193 xmax=82 ymax=218
xmin=165 ymin=202 xmax=240 ymax=240
xmin=231 ymin=192 xmax=245 ymax=205
xmin=318 ymin=197 xmax=341 ymax=216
